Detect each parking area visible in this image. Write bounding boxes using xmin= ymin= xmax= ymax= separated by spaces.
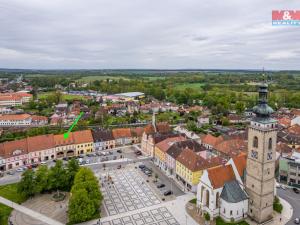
xmin=99 ymin=167 xmax=161 ymax=216
xmin=100 ymin=207 xmax=180 ymax=225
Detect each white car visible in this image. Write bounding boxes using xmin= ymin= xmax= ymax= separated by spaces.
xmin=295 ymin=218 xmax=300 ymax=224
xmin=40 ymin=161 xmax=47 ymax=165
xmin=280 ymin=184 xmax=287 ymax=190
xmin=86 ymin=159 xmax=90 ymax=164
xmin=16 ymin=167 xmax=25 ymax=172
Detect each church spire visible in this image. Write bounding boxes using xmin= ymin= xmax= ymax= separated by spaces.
xmin=252 ymin=76 xmax=274 ymax=119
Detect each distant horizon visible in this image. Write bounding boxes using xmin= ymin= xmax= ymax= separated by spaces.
xmin=0 ymin=68 xmax=299 ymax=72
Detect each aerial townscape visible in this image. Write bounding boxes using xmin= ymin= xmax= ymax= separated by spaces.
xmin=0 ymin=1 xmax=299 ymax=225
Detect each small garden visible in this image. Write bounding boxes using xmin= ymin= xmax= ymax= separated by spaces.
xmin=273 ymin=196 xmax=283 ymax=213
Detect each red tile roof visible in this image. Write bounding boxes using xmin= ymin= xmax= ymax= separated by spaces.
xmin=72 ymin=130 xmax=94 ymax=144
xmin=27 ymin=134 xmax=55 ymax=152
xmin=156 ymin=136 xmax=186 ymax=153
xmin=0 ymin=139 xmax=28 ymax=158
xmin=207 ymin=164 xmax=236 ymax=189
xmin=0 ymin=114 xmax=31 ymax=121
xmin=232 ymin=153 xmax=247 ymax=177
xmin=278 ymin=117 xmax=291 ymax=127
xmin=202 ymin=134 xmax=224 ymax=148
xmin=112 ymin=128 xmax=132 ymax=138
xmin=288 ymin=124 xmax=300 ymax=135
xmin=214 ymin=138 xmax=247 ymax=157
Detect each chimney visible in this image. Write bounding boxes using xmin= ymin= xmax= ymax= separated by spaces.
xmin=152 ymin=112 xmax=157 ymax=132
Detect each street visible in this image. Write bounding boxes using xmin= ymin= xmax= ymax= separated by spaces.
xmin=277 ymin=187 xmax=300 ymax=225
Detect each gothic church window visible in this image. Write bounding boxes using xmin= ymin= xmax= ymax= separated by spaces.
xmin=253 ymin=136 xmax=258 ymax=148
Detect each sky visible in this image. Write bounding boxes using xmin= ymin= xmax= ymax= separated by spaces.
xmin=0 ymin=0 xmax=299 ymax=70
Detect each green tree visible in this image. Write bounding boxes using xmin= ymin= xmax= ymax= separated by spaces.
xmin=49 ymin=160 xmax=67 ymax=194
xmin=66 ymin=158 xmax=80 ymax=191
xmin=18 ymin=169 xmax=36 ymax=198
xmin=68 ymin=189 xmax=96 ymax=223
xmin=35 ymin=165 xmax=50 ymax=194
xmin=235 ymin=101 xmax=245 ymax=114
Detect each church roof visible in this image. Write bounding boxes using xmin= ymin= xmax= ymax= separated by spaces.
xmin=220 ymin=180 xmax=248 ymax=203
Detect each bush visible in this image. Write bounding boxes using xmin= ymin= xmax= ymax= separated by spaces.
xmin=204 ymin=212 xmax=210 ymax=221
xmin=189 ymin=198 xmax=197 ymax=204
xmin=273 ymin=196 xmax=283 ymax=213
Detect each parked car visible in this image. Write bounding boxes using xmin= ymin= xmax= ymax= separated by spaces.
xmin=113 ymin=156 xmax=117 ymax=160
xmin=163 ymin=190 xmax=173 ymax=196
xmin=117 ymin=149 xmax=122 ymax=153
xmin=40 ymin=161 xmax=47 ymax=165
xmin=293 ymin=188 xmax=299 ymax=194
xmin=16 ymin=167 xmax=25 ymax=172
xmin=135 ymin=150 xmax=142 ymax=155
xmin=117 ymin=165 xmax=122 ymax=169
xmin=295 ymin=218 xmax=300 ymax=224
xmin=86 ymin=159 xmax=90 ymax=164
xmin=7 ymin=170 xmax=15 ymax=175
xmin=138 ymin=164 xmax=145 ymax=169
xmin=157 ymin=183 xmax=165 ymax=188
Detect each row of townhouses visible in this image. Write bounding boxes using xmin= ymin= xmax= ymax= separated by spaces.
xmin=0 ymin=92 xmax=32 ymax=106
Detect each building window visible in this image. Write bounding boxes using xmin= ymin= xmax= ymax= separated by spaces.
xmin=230 ymin=210 xmax=232 ymax=216
xmin=251 ymin=150 xmax=258 ymax=159
xmin=253 ymin=136 xmax=258 ymax=148
xmin=268 ymin=138 xmax=272 ymax=150
xmin=223 ymin=208 xmax=225 ymax=213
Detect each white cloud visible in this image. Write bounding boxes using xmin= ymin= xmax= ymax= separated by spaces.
xmin=0 ymin=0 xmax=299 ymax=69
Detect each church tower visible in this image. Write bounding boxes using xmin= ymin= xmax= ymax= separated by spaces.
xmin=245 ymin=83 xmax=277 ymax=223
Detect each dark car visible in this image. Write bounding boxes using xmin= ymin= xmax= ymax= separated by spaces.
xmin=135 ymin=151 xmax=142 ymax=155
xmin=117 ymin=165 xmax=122 ymax=169
xmin=157 ymin=183 xmax=165 ymax=188
xmin=293 ymin=188 xmax=299 ymax=194
xmin=163 ymin=190 xmax=173 ymax=196
xmin=113 ymin=156 xmax=117 ymax=160
xmin=117 ymin=149 xmax=122 ymax=153
xmin=139 ymin=165 xmax=145 ymax=169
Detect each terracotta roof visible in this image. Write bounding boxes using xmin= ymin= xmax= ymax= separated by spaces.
xmin=72 ymin=130 xmax=93 ymax=144
xmin=202 ymin=134 xmax=224 ymax=148
xmin=214 ymin=138 xmax=247 ymax=157
xmin=278 ymin=117 xmax=291 ymax=127
xmin=0 ymin=114 xmax=31 ymax=121
xmin=232 ymin=153 xmax=247 ymax=177
xmin=112 ymin=128 xmax=132 ymax=139
xmin=131 ymin=127 xmax=144 ymax=137
xmin=54 ymin=133 xmax=75 ymax=146
xmin=144 ymin=122 xmax=171 ymax=134
xmin=291 ymin=109 xmax=300 ymax=116
xmin=288 ymin=124 xmax=300 ymax=135
xmin=31 ymin=115 xmax=48 ymax=121
xmin=27 ymin=134 xmax=55 ymax=152
xmin=92 ymin=129 xmax=114 ymax=142
xmin=207 ymin=164 xmax=236 ymax=189
xmin=0 ymin=139 xmax=28 ymax=158
xmin=156 ymin=136 xmax=186 ymax=153
xmin=176 ymin=148 xmax=207 ymax=172
xmin=276 ymin=142 xmax=293 ymax=155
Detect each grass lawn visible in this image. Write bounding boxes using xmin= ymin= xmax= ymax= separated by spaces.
xmin=0 ymin=183 xmax=27 ymax=225
xmin=174 ymin=83 xmax=205 ymax=90
xmin=38 ymin=92 xmax=87 ymax=101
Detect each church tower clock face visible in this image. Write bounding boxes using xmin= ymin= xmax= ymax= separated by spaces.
xmin=245 ymin=82 xmax=277 ymax=223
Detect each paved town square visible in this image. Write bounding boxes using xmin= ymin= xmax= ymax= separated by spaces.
xmin=99 ymin=167 xmax=161 ymax=216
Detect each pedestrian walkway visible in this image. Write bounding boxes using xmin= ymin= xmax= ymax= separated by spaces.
xmin=245 ymin=197 xmax=293 ymax=225
xmin=78 ymin=194 xmax=198 ymax=225
xmin=0 ymin=196 xmax=64 ymax=225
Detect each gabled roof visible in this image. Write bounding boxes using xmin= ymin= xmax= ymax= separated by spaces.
xmin=207 ymin=164 xmax=236 ymax=189
xmin=166 ymin=139 xmax=206 ymax=159
xmin=232 ymin=153 xmax=247 ymax=177
xmin=0 ymin=114 xmax=31 ymax=121
xmin=131 ymin=127 xmax=144 ymax=137
xmin=220 ymin=180 xmax=248 ymax=203
xmin=214 ymin=138 xmax=247 ymax=157
xmin=176 ymin=148 xmax=207 ymax=172
xmin=92 ymin=129 xmax=114 ymax=142
xmin=27 ymin=134 xmax=55 ymax=152
xmin=0 ymin=139 xmax=28 ymax=158
xmin=72 ymin=130 xmax=94 ymax=144
xmin=202 ymin=134 xmax=223 ymax=147
xmin=288 ymin=124 xmax=300 ymax=135
xmin=112 ymin=128 xmax=132 ymax=138
xmin=156 ymin=136 xmax=186 ymax=153
xmin=144 ymin=122 xmax=171 ymax=134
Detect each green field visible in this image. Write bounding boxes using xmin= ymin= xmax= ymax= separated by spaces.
xmin=0 ymin=183 xmax=27 ymax=225
xmin=79 ymin=75 xmax=129 ymax=82
xmin=38 ymin=92 xmax=87 ymax=101
xmin=174 ymin=83 xmax=206 ymax=90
